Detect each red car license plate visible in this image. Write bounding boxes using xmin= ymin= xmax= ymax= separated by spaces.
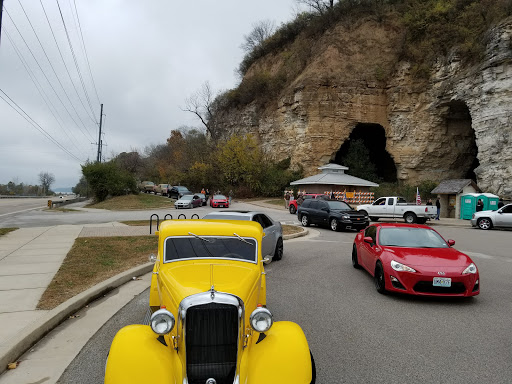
xmin=433 ymin=277 xmax=451 ymax=287
xmin=219 ymin=204 xmax=224 ymax=207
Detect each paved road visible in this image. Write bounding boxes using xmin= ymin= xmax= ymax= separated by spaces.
xmin=57 ymin=225 xmax=512 ymax=383
xmin=0 ymin=198 xmax=47 ymax=218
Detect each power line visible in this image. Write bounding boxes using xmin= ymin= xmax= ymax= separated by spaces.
xmin=55 ymin=0 xmax=97 ymax=123
xmin=39 ymin=0 xmax=98 ymax=125
xmin=16 ymin=0 xmax=96 ymax=140
xmin=4 ymin=7 xmax=95 ymax=143
xmin=3 ymin=27 xmax=88 ymax=159
xmin=0 ymin=87 xmax=83 ymax=163
xmin=72 ymin=0 xmax=101 ymax=107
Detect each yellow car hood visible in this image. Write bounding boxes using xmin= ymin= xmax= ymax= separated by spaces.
xmin=160 ymin=261 xmax=261 ymax=304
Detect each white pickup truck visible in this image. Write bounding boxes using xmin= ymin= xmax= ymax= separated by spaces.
xmin=356 ymin=196 xmax=437 ymax=224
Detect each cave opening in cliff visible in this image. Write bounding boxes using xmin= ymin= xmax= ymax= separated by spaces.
xmin=333 ymin=123 xmax=397 ymax=182
xmin=445 ymin=100 xmax=479 ymax=181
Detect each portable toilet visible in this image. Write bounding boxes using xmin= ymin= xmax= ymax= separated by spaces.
xmin=478 ymin=193 xmax=499 ymax=211
xmin=460 ymin=193 xmax=478 ymax=219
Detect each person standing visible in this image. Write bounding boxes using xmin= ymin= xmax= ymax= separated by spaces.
xmin=229 ymin=189 xmax=234 ymax=204
xmin=284 ymin=191 xmax=290 ymax=208
xmin=297 ymin=193 xmax=304 ymax=207
xmin=426 ymin=198 xmax=433 ymax=206
xmin=476 ymin=199 xmax=484 ymax=212
xmin=498 ymin=198 xmax=505 ymax=209
xmin=435 ymin=197 xmax=441 ymax=220
xmin=205 ymin=189 xmax=210 ymax=203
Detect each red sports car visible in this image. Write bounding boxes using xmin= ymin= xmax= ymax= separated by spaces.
xmin=210 ymin=194 xmax=229 ymax=208
xmin=352 ymin=223 xmax=479 ymax=296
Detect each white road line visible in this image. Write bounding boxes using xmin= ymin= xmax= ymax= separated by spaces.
xmin=0 ymin=206 xmax=44 ymax=217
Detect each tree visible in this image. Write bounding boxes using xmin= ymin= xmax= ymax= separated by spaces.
xmin=340 ymin=139 xmax=380 ymax=183
xmin=182 ymin=82 xmax=223 ymax=140
xmin=296 ymin=0 xmax=336 ymax=15
xmin=39 ymin=172 xmax=55 ymax=195
xmin=81 ymin=161 xmax=137 ymax=202
xmin=240 ymin=20 xmax=276 ymax=53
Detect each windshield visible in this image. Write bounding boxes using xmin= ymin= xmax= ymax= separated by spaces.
xmin=164 ymin=236 xmax=257 ymax=263
xmin=378 ymin=227 xmax=448 ymax=248
xmin=213 ymin=195 xmax=226 ymax=199
xmin=180 ymin=195 xmax=193 ymax=201
xmin=327 ymin=200 xmax=352 ymax=211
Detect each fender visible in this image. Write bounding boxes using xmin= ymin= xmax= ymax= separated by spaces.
xmin=104 ymin=325 xmax=182 ymax=384
xmin=149 ymin=262 xmax=160 ymax=309
xmin=240 ymin=321 xmax=313 ymax=384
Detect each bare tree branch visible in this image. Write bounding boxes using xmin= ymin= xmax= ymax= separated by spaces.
xmin=240 ymin=20 xmax=276 ymax=53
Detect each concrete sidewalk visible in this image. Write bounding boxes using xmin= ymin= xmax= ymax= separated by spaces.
xmin=0 ymin=222 xmax=153 ymax=379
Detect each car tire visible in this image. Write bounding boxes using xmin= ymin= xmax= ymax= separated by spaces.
xmin=374 ymin=261 xmax=386 ymax=294
xmin=477 ymin=217 xmax=492 ymax=230
xmin=301 ymin=214 xmax=310 ymax=227
xmin=369 ymin=216 xmax=378 ymax=222
xmin=310 ymin=351 xmax=316 ymax=384
xmin=273 ymin=238 xmax=283 ymax=261
xmin=289 ymin=205 xmax=296 ymax=214
xmin=330 ymin=218 xmax=339 ymax=232
xmin=352 ymin=244 xmax=361 ymax=269
xmin=404 ymin=212 xmax=417 ymax=224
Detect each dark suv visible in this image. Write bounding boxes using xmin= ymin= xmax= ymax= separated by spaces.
xmin=298 ymin=199 xmax=369 ymax=231
xmin=168 ymin=186 xmax=192 ymax=199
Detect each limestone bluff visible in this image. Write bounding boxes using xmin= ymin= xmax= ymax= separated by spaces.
xmin=213 ymin=17 xmax=512 ymax=198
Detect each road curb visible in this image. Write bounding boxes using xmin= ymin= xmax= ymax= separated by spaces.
xmin=283 ymin=227 xmax=308 ymax=240
xmin=0 ymin=262 xmax=153 ymax=374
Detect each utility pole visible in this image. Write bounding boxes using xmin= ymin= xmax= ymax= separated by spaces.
xmin=0 ymin=0 xmax=4 ymax=46
xmin=96 ymin=103 xmax=103 ymax=162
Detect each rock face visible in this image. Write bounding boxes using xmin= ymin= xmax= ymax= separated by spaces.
xmin=216 ymin=18 xmax=512 ymax=197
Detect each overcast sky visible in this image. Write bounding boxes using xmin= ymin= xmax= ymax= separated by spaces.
xmin=0 ymin=1 xmax=302 ymax=189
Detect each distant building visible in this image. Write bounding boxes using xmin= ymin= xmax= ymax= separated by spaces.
xmin=431 ymin=179 xmax=480 ymax=218
xmin=290 ymin=163 xmax=379 ymax=196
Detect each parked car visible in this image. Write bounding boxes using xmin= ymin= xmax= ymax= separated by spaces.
xmin=196 ymin=192 xmax=207 ymax=206
xmin=174 ymin=194 xmax=202 ymax=209
xmin=289 ymin=193 xmax=325 ymax=214
xmin=352 ymin=223 xmax=480 ymax=296
xmin=210 ymin=194 xmax=229 ymax=208
xmin=202 ymin=211 xmax=283 ymax=261
xmin=139 ymin=181 xmax=155 ymax=193
xmin=154 ymin=183 xmax=170 ymax=196
xmin=471 ymin=203 xmax=512 ymax=230
xmin=168 ymin=186 xmax=192 ymax=199
xmin=357 ymin=196 xmax=437 ymax=224
xmin=298 ymin=198 xmax=369 ymax=231
xmin=105 ymin=219 xmax=315 ymax=383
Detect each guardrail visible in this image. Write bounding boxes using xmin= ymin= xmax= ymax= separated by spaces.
xmin=0 ymin=195 xmax=51 ymax=199
xmin=47 ymin=197 xmax=87 ymax=208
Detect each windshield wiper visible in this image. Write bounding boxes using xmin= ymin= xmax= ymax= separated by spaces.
xmin=188 ymin=232 xmax=212 ymax=243
xmin=233 ymin=233 xmax=254 ymax=246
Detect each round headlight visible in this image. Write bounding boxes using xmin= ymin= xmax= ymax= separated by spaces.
xmin=150 ymin=309 xmax=175 ymax=335
xmin=250 ymin=307 xmax=273 ymax=333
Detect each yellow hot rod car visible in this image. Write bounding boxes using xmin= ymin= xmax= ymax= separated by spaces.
xmin=105 ymin=219 xmax=315 ymax=384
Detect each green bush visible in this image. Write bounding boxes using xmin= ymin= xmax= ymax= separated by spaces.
xmin=81 ymin=161 xmax=137 ymax=202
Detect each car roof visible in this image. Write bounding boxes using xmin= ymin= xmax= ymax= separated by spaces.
xmin=203 ymin=211 xmax=261 ymax=219
xmin=372 ymin=223 xmax=432 ymax=229
xmin=159 ymin=219 xmax=263 ymax=238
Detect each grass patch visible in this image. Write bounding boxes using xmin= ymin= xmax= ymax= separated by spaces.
xmin=282 ymin=224 xmax=304 ymax=235
xmin=44 ymin=208 xmax=80 ymax=212
xmin=121 ymin=220 xmax=150 ymax=226
xmin=37 ymin=236 xmax=157 ymax=310
xmin=0 ymin=228 xmax=18 ymax=236
xmin=264 ymin=199 xmax=286 ymax=207
xmin=87 ymin=194 xmax=174 ymax=210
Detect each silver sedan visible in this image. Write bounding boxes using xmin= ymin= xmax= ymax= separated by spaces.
xmin=202 ymin=210 xmax=283 ymax=261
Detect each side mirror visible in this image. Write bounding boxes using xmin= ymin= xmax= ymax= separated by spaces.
xmin=363 ymin=236 xmax=374 ymax=245
xmin=447 ymin=239 xmax=455 ymax=247
xmin=149 ymin=253 xmax=157 ymax=262
xmin=262 ymin=256 xmax=272 ymax=265
xmin=321 ymin=207 xmax=329 ymax=212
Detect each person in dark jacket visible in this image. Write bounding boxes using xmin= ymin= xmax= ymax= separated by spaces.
xmin=435 ymin=197 xmax=441 ymax=220
xmin=476 ymin=199 xmax=484 ymax=212
xmin=498 ymin=198 xmax=505 ymax=209
xmin=426 ymin=198 xmax=433 ymax=206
